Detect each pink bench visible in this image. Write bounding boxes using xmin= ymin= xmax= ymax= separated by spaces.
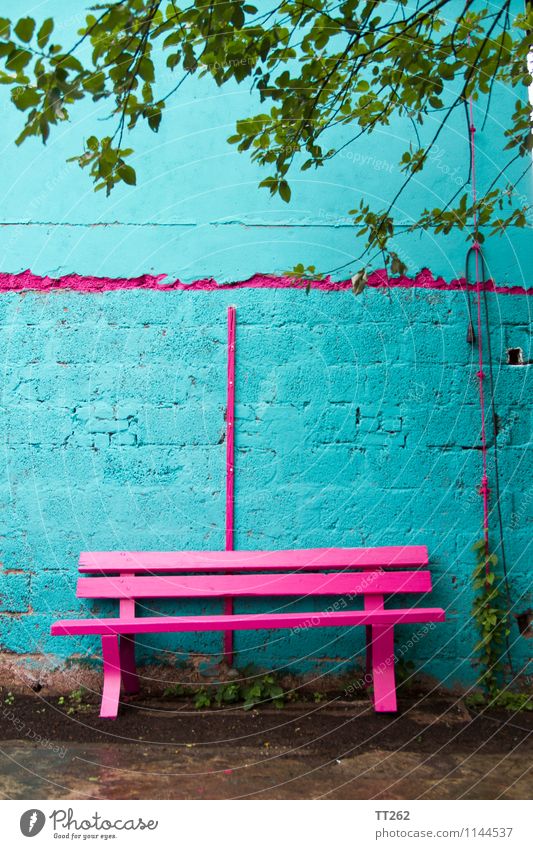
xmin=50 ymin=546 xmax=445 ymax=718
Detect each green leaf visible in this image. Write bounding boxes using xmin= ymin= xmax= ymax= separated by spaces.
xmin=37 ymin=18 xmax=53 ymax=49
xmin=14 ymin=17 xmax=35 ymax=43
xmin=138 ymin=57 xmax=154 ymax=83
xmin=279 ymin=179 xmax=291 ymax=202
xmin=118 ymin=163 xmax=136 ymax=185
xmin=56 ymin=55 xmax=83 ymax=73
xmin=232 ymin=5 xmax=245 ymax=28
xmin=83 ymin=72 xmax=106 ymax=95
xmin=11 ymin=86 xmax=41 ymax=110
xmin=6 ymin=48 xmax=32 ymax=73
xmin=147 ymin=110 xmax=161 ymax=132
xmin=0 ymin=17 xmax=11 ymax=40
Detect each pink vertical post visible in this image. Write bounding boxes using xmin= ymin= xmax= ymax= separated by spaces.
xmin=119 ymin=573 xmax=139 ymax=694
xmin=100 ymin=635 xmax=122 ymax=719
xmin=224 ymin=306 xmax=236 ymax=664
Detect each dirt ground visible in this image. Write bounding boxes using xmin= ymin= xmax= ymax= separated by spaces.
xmin=0 ymin=692 xmax=531 ymax=800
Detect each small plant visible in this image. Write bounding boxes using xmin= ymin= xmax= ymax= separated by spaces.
xmin=467 ymin=538 xmax=533 ymax=712
xmin=466 ymin=690 xmax=533 ymax=713
xmin=242 ymin=674 xmax=285 ymax=710
xmin=3 ymin=691 xmax=15 ymax=705
xmin=162 ymin=683 xmax=185 ymax=698
xmin=161 ymin=674 xmax=287 ymax=711
xmin=58 ymin=688 xmax=91 ymax=716
xmin=471 ymin=538 xmax=510 ymax=698
xmin=313 ymin=691 xmax=325 ymax=703
xmin=214 ymin=683 xmax=241 ymax=707
xmin=493 ymin=692 xmax=533 ymax=712
xmin=193 ymin=687 xmax=212 ymax=709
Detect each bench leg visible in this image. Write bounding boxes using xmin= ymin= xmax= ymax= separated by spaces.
xmin=365 ymin=625 xmax=373 ymax=684
xmin=100 ymin=635 xmax=122 ymax=719
xmin=370 ymin=625 xmax=397 ymax=712
xmin=120 ymin=636 xmax=139 ymax=694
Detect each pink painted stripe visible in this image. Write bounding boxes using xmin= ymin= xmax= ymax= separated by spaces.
xmin=0 ymin=269 xmax=530 ymax=295
xmin=226 ymin=307 xmax=236 ymax=552
xmin=76 ymin=571 xmax=432 ymax=599
xmin=78 ymin=546 xmax=429 ymax=572
xmin=51 ymin=606 xmax=446 ymax=636
xmin=224 ymin=306 xmax=236 ymax=663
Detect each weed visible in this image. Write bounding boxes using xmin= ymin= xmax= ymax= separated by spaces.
xmin=162 ymin=674 xmax=287 ymax=711
xmin=193 ymin=687 xmax=212 ymax=709
xmin=58 ymin=688 xmax=91 ymax=715
xmin=162 ymin=683 xmax=185 ymax=698
xmin=242 ymin=674 xmax=285 ymax=710
xmin=471 ymin=539 xmax=510 ymax=697
xmin=214 ymin=683 xmax=241 ymax=706
xmin=466 ymin=690 xmax=533 ymax=712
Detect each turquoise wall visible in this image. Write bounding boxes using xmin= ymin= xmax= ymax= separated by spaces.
xmin=0 ymin=0 xmax=530 ymax=286
xmin=1 ymin=287 xmax=531 ymax=687
xmin=0 ymin=1 xmax=531 ymax=688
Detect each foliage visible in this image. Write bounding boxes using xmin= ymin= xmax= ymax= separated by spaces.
xmin=57 ymin=687 xmax=92 ymax=715
xmin=471 ymin=538 xmax=510 ymax=698
xmin=466 ymin=689 xmax=533 ymax=712
xmin=0 ymin=2 xmax=531 ymax=270
xmin=285 ymin=264 xmax=369 ymax=295
xmin=163 ymin=674 xmax=287 ymax=710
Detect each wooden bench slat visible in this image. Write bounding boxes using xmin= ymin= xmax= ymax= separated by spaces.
xmin=76 ymin=570 xmax=432 ymax=599
xmin=51 ymin=606 xmax=445 ymax=636
xmin=78 ymin=545 xmax=429 ymax=573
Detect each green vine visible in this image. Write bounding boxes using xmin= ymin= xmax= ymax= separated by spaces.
xmin=471 ymin=538 xmax=510 ymax=698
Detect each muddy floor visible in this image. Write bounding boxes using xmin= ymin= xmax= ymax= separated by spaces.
xmin=1 ymin=693 xmax=531 ymax=799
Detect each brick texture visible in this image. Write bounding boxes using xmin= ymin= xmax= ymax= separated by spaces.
xmin=0 ymin=286 xmax=531 ymax=687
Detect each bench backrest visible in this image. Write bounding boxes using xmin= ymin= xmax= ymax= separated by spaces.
xmin=76 ymin=547 xmax=432 ymax=607
xmin=78 ymin=545 xmax=428 ymax=573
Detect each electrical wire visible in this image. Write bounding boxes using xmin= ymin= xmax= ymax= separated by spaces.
xmin=464 ymin=246 xmax=515 ymax=678
xmin=466 ymin=92 xmax=515 ymax=677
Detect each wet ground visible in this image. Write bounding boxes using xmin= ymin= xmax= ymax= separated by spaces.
xmin=1 ymin=694 xmax=531 ymax=799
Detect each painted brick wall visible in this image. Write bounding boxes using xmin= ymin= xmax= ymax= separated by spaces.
xmin=0 ymin=286 xmax=530 ymax=687
xmin=0 ymin=0 xmax=530 ymax=689
xmin=0 ymin=0 xmax=530 ymax=288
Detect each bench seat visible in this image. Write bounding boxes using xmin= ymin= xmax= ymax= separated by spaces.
xmin=51 ymin=545 xmax=445 ymax=718
xmin=52 ymin=607 xmax=445 ymax=636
